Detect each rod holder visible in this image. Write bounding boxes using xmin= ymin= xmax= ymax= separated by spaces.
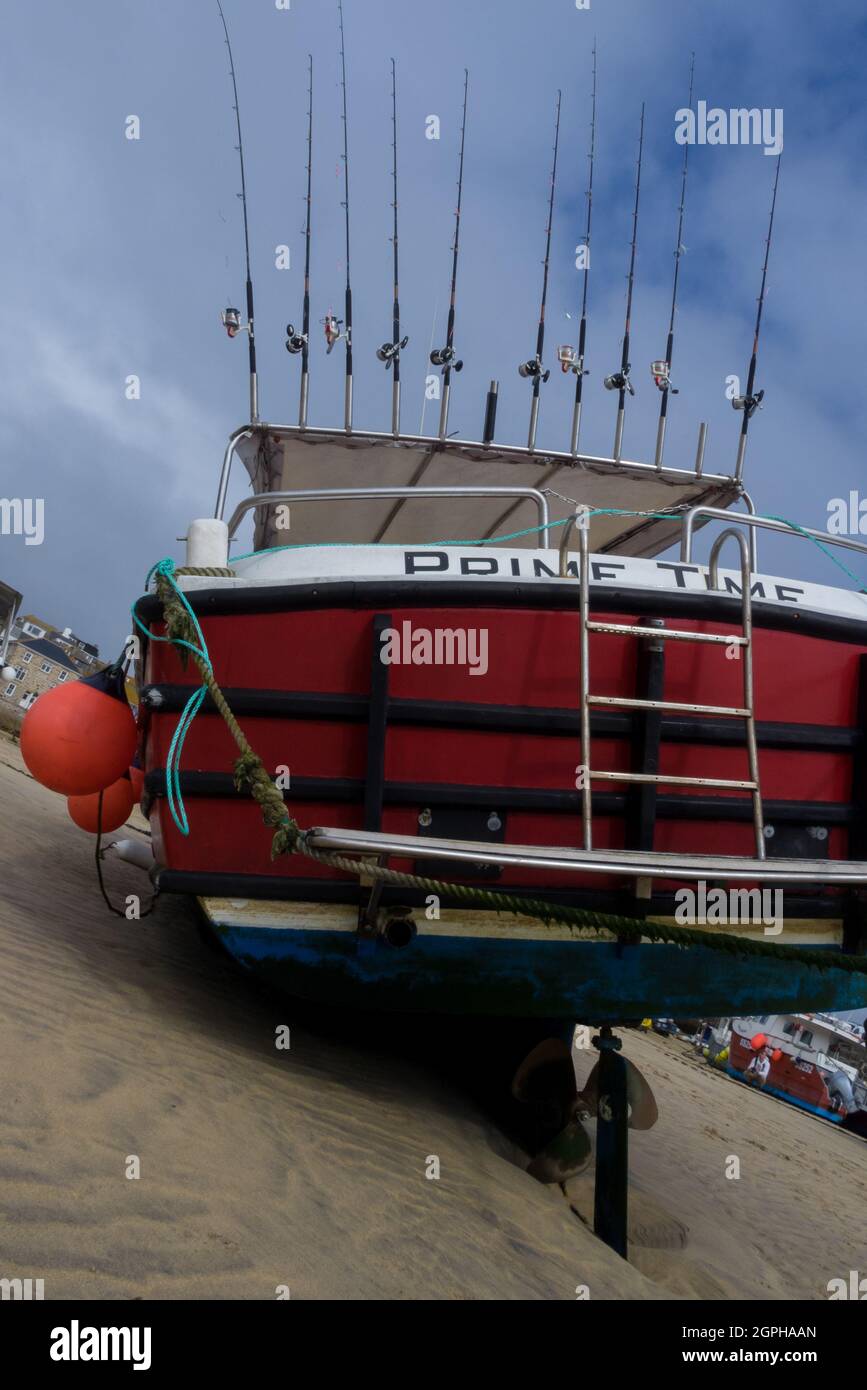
xmin=438 ymin=380 xmax=451 ymax=440
xmin=344 ymin=376 xmax=353 ymax=433
xmin=527 ymin=395 xmax=540 ymax=453
xmin=299 ymin=372 xmax=309 ymax=431
xmin=391 ymin=379 xmax=401 ymax=438
xmin=695 ymin=421 xmax=707 ymax=477
xmin=482 ymin=380 xmax=498 ymax=444
xmin=613 ymin=407 xmax=625 ymax=463
xmin=735 ymin=431 xmax=747 ymax=483
xmin=570 ymin=400 xmax=583 ymax=459
xmin=653 ymin=414 xmax=666 ymax=471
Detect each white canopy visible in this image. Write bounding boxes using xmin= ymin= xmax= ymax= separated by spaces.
xmin=237 ymin=427 xmax=739 ymax=559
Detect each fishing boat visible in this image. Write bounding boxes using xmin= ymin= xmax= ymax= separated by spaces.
xmin=135 ymin=421 xmax=867 ymax=1024
xmin=21 ymin=4 xmax=867 ymax=1246
xmin=127 ymin=18 xmax=867 ymax=1031
xmin=726 ymin=1014 xmax=867 ymax=1132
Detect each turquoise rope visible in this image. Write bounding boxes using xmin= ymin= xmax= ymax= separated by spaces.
xmin=132 ymin=558 xmax=214 ymax=836
xmin=230 ymin=507 xmax=688 ymax=560
xmin=760 ymin=514 xmax=867 ymax=593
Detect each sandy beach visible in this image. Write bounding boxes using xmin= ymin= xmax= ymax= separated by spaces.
xmin=1 ymin=734 xmax=865 ymax=1301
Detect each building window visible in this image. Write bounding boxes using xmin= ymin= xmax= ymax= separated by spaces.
xmin=22 ymin=623 xmax=45 ymax=638
xmin=4 ymin=683 xmax=15 ymax=697
xmin=21 ymin=651 xmax=32 ymax=664
xmin=18 ymin=692 xmax=37 ymax=710
xmin=13 ymin=666 xmax=25 ymax=681
xmin=40 ymin=662 xmax=53 ymax=675
xmin=57 ymin=670 xmax=68 ymax=682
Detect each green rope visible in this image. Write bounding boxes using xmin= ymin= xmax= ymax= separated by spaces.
xmin=134 ymin=560 xmax=867 ymax=977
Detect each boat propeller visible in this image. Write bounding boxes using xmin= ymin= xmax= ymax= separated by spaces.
xmin=512 ymin=1039 xmax=591 ymax=1183
xmin=511 ymin=1034 xmax=658 ymax=1184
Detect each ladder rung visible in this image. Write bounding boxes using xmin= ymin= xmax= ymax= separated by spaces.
xmin=588 ymin=694 xmax=751 ymax=717
xmin=586 ymin=621 xmax=748 ymax=647
xmin=590 ymin=770 xmax=759 ymax=790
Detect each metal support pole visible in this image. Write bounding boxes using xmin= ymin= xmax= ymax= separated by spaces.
xmin=592 ymin=1027 xmax=628 ymax=1259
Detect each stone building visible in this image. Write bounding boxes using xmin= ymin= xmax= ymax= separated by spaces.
xmin=1 ymin=612 xmax=103 ymax=714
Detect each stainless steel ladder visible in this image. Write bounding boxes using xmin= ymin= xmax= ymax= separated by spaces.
xmin=575 ymin=524 xmax=765 ymax=858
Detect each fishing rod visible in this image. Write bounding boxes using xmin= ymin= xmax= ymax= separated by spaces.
xmin=216 ymin=0 xmax=258 ymax=423
xmin=285 ymin=55 xmax=314 ymax=429
xmin=376 ymin=58 xmax=409 ymax=436
xmin=652 ymin=55 xmax=694 ymax=470
xmin=604 ymin=102 xmax=645 ymax=461
xmin=564 ymin=43 xmax=597 ymax=459
xmin=430 ymin=70 xmax=469 ymax=441
xmin=519 ymin=90 xmax=562 ymax=453
xmin=733 ymin=154 xmax=781 ymax=481
xmin=338 ymin=0 xmax=353 ymax=431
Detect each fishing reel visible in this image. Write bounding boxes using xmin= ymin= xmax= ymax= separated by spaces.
xmin=732 ymin=389 xmax=764 ymax=419
xmin=376 ymin=336 xmax=409 ymax=369
xmin=284 ymin=323 xmax=308 ymax=355
xmin=557 ymin=344 xmax=587 ymax=376
xmin=650 ymin=360 xmax=678 ymax=394
xmin=430 ymin=346 xmax=463 ymax=373
xmin=604 ymin=368 xmax=634 ymax=396
xmin=518 ymin=357 xmax=550 ymax=383
xmin=323 ymin=314 xmax=346 ymax=354
xmin=221 ymin=306 xmax=248 ymax=339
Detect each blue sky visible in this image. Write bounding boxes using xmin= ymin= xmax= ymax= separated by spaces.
xmin=1 ymin=0 xmax=866 ymax=653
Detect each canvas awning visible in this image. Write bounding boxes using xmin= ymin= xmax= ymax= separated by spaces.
xmin=236 ymin=427 xmax=739 ymax=559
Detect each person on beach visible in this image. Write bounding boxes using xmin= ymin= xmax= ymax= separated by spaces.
xmin=746 ymin=1047 xmax=771 ymax=1088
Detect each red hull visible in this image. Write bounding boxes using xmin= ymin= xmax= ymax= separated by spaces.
xmin=141 ymin=600 xmax=863 ymax=898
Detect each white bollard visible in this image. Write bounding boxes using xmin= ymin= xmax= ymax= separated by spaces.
xmin=185 ymin=519 xmax=230 ymax=569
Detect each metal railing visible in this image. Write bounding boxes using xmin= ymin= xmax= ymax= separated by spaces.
xmin=226 ymin=484 xmax=551 ymax=540
xmin=680 ymin=505 xmax=867 ymax=578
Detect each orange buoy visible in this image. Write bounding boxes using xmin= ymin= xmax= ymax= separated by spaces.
xmin=68 ymin=776 xmax=135 ymax=834
xmin=771 ymin=1048 xmax=783 ymax=1063
xmin=20 ymin=666 xmax=137 ymax=795
xmin=750 ymin=1032 xmax=768 ymax=1051
xmin=128 ymin=762 xmax=145 ymax=803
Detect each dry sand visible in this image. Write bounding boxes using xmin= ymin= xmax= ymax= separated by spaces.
xmin=1 ymin=735 xmax=865 ymax=1301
